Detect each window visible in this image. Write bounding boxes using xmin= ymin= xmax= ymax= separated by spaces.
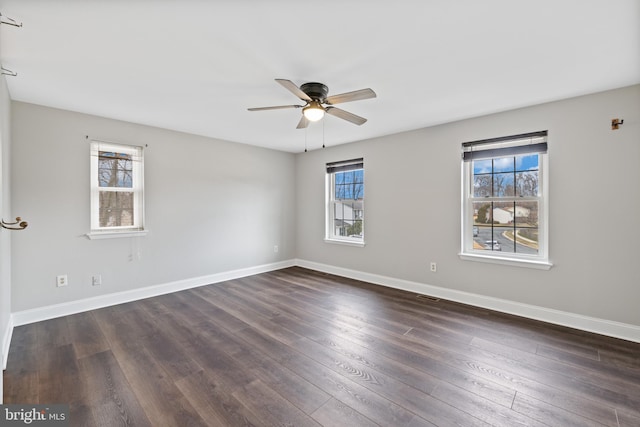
xmin=326 ymin=158 xmax=364 ymax=245
xmin=88 ymin=140 xmax=145 ymax=238
xmin=461 ymin=131 xmax=550 ymax=269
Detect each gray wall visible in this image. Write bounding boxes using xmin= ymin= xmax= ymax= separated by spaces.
xmin=7 ymin=85 xmax=640 ymax=332
xmin=10 ymin=102 xmax=296 ymax=312
xmin=296 ymin=85 xmax=640 ymax=327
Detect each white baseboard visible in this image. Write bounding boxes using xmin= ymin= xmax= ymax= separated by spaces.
xmin=295 ymin=259 xmax=640 ymax=343
xmin=9 ymin=257 xmax=640 ymax=344
xmin=2 ymin=315 xmax=13 ymax=371
xmin=11 ymin=259 xmax=295 ymax=327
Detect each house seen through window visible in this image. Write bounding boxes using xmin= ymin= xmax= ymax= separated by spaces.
xmin=326 ymin=158 xmax=364 ymax=244
xmin=461 ymin=131 xmax=549 ymax=268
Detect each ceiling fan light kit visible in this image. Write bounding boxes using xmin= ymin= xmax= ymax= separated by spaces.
xmin=303 ymin=101 xmax=325 ymax=121
xmin=248 ymin=79 xmax=376 ymax=129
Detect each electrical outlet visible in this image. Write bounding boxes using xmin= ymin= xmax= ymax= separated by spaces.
xmin=274 ymin=245 xmax=279 ymax=253
xmin=56 ymin=275 xmax=68 ymax=287
xmin=430 ymin=262 xmax=437 ymax=272
xmin=92 ymin=275 xmax=102 ymax=286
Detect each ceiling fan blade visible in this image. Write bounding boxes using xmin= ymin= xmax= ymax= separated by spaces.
xmin=325 ymin=106 xmax=367 ymax=126
xmin=296 ymin=115 xmax=309 ymax=129
xmin=276 ymin=79 xmax=312 ymax=102
xmin=325 ymin=88 xmax=376 ymax=105
xmin=247 ymin=105 xmax=302 ymax=111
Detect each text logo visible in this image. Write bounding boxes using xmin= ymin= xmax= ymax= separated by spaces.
xmin=1 ymin=405 xmax=69 ymax=426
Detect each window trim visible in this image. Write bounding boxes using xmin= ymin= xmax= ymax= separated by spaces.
xmin=325 ymin=158 xmax=365 ymax=246
xmin=87 ymin=140 xmax=146 ymax=239
xmin=86 ymin=230 xmax=149 ymax=240
xmin=458 ymin=252 xmax=552 ymax=270
xmin=460 ymin=132 xmax=551 ymax=269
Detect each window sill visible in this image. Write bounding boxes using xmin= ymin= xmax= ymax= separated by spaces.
xmin=324 ymin=238 xmax=365 ymax=248
xmin=459 ymin=252 xmax=552 ymax=270
xmin=86 ymin=230 xmax=149 ymax=240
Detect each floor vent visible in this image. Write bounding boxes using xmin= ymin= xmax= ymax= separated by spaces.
xmin=416 ymin=294 xmax=440 ymax=302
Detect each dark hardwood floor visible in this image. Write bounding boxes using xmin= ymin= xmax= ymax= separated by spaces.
xmin=4 ymin=267 xmax=640 ymax=426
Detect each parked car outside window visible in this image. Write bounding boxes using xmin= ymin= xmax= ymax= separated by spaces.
xmin=484 ymin=240 xmax=501 ymax=251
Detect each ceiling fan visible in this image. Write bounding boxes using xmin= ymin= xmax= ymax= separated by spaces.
xmin=248 ymin=79 xmax=376 ymax=129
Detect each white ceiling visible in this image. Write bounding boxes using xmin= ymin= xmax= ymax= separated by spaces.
xmin=0 ymin=1 xmax=638 ymax=153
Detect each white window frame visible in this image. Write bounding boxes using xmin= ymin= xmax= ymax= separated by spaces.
xmin=460 ymin=132 xmax=551 ymax=269
xmin=325 ymin=158 xmax=365 ymax=247
xmin=87 ymin=140 xmax=147 ymax=240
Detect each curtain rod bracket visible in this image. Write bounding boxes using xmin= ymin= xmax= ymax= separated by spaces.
xmin=0 ymin=12 xmax=22 ymax=27
xmin=1 ymin=67 xmax=17 ymax=77
xmin=611 ymin=118 xmax=624 ymax=130
xmin=1 ymin=217 xmax=28 ymax=230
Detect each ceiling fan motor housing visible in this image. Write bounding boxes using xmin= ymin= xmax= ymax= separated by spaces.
xmin=301 ymin=82 xmax=329 ymax=102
